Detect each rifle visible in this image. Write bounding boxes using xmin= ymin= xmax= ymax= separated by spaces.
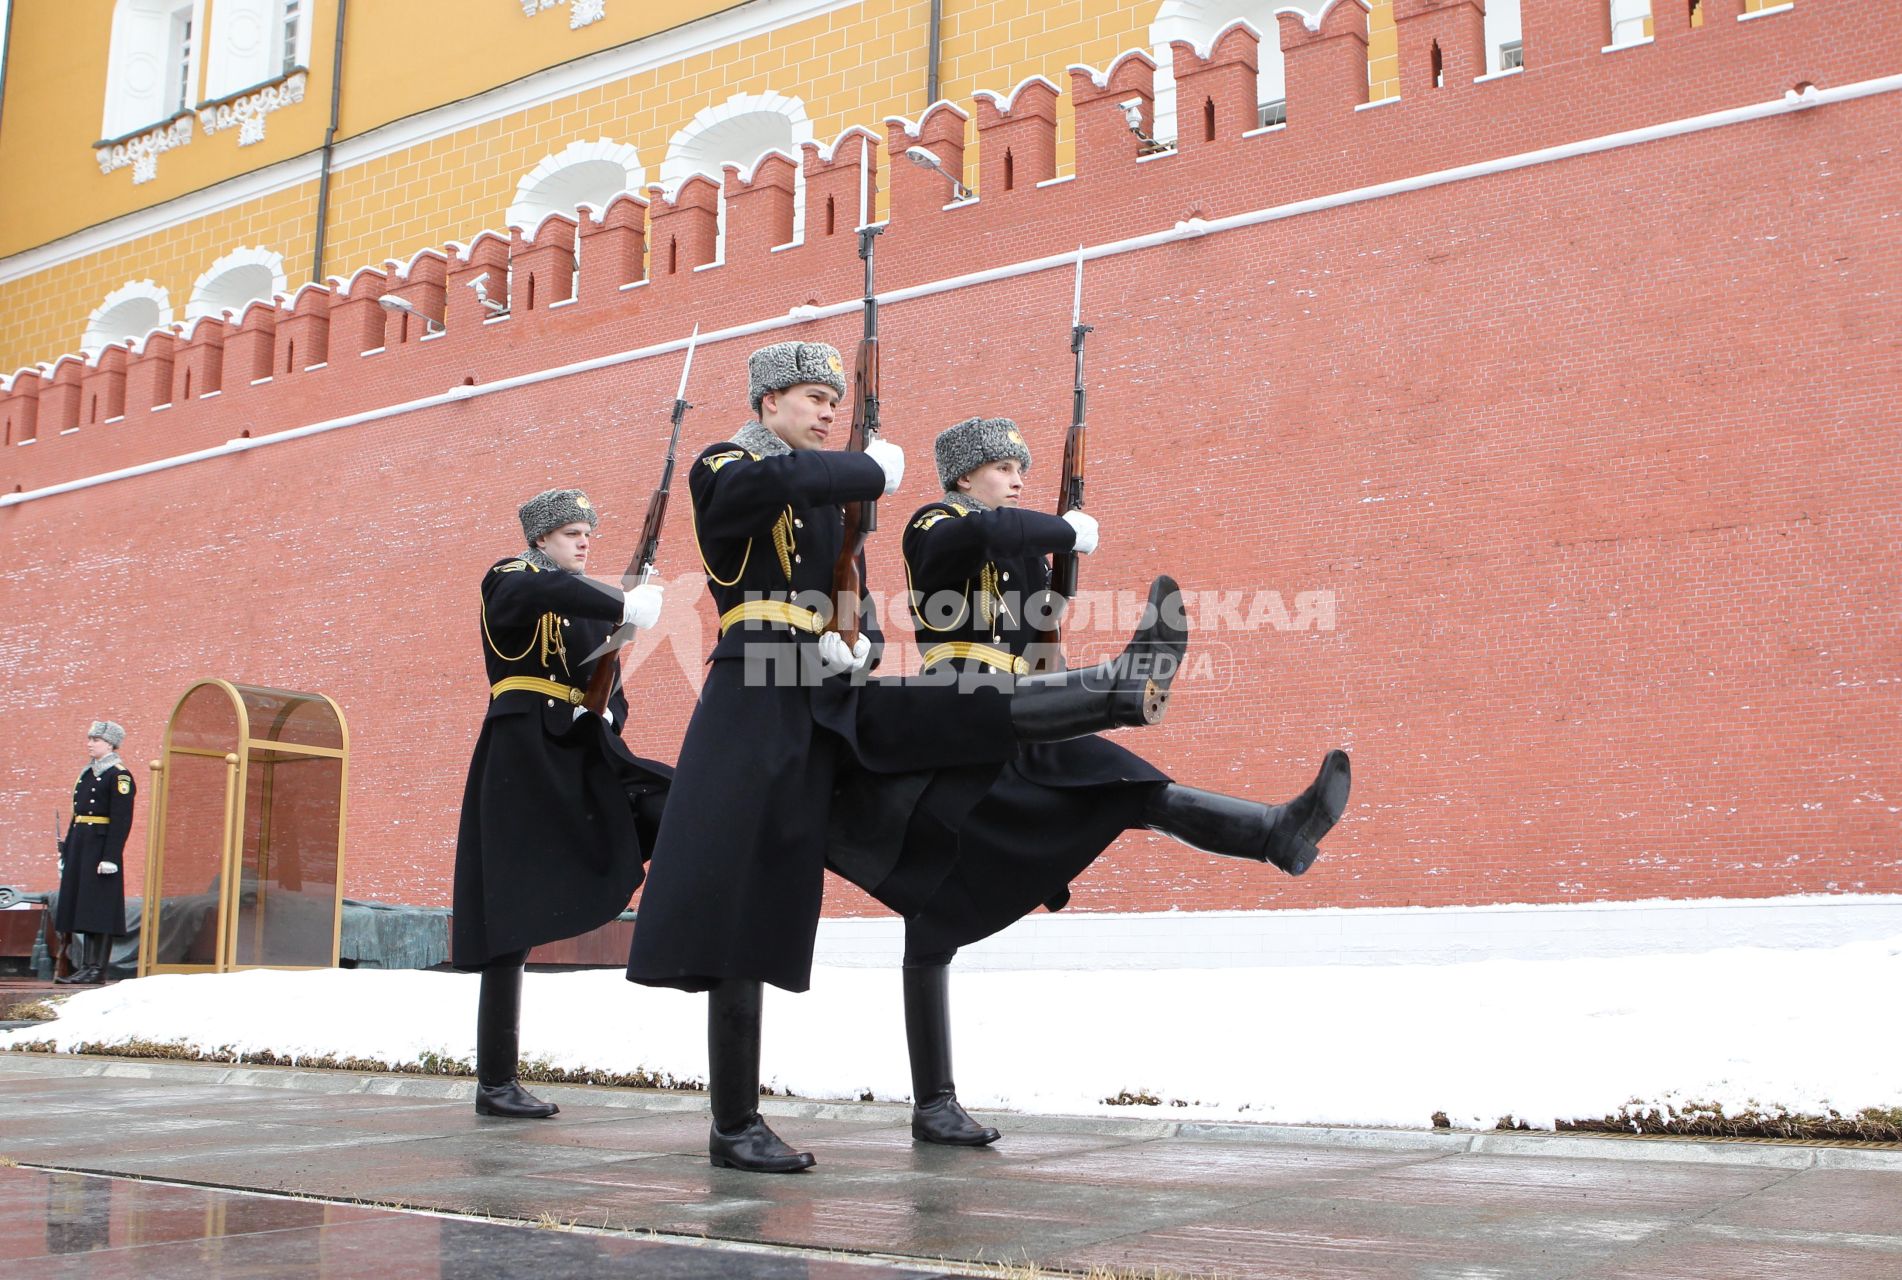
xmin=829 ymin=224 xmax=884 ymax=647
xmin=578 ymin=326 xmax=698 ymax=711
xmin=1030 ymin=247 xmax=1092 ymax=675
xmin=54 ymin=812 xmax=66 ymax=858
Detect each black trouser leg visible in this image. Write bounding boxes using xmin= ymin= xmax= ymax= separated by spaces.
xmin=706 ymin=979 xmax=814 ymax=1172
xmin=1010 ymin=576 xmax=1189 ymax=743
xmin=473 ymin=954 xmax=558 ymax=1119
xmin=903 ymin=960 xmax=1001 ymax=1146
xmin=1144 ymin=750 xmax=1352 ymax=876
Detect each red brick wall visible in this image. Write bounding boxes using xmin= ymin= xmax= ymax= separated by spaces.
xmin=4 ymin=2 xmax=1898 ymax=918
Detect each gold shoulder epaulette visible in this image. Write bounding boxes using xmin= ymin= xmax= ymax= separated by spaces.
xmin=703 ymin=449 xmax=746 ymax=472
xmin=493 ymin=559 xmax=534 ymax=574
xmin=913 ymin=507 xmax=954 ymax=532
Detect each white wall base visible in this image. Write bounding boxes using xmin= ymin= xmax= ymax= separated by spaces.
xmin=811 ymin=894 xmax=1902 ymax=971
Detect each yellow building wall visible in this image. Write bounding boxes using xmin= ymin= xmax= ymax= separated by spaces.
xmin=0 ymin=0 xmax=752 ymax=259
xmin=0 ymin=183 xmax=319 ymax=368
xmin=1 ymin=0 xmax=1403 ymax=375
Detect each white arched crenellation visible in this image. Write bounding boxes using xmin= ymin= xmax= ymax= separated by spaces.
xmin=1147 ymin=2 xmax=1318 ymax=141
xmin=1609 ymin=0 xmax=1651 ymax=48
xmin=81 ymin=279 xmax=175 ymax=358
xmin=662 ymin=91 xmax=815 ymax=255
xmin=506 ymin=139 xmax=647 ymax=231
xmin=186 ymin=245 xmax=286 ymax=322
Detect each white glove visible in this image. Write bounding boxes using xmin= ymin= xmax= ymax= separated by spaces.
xmin=572 ymin=705 xmax=615 ymax=726
xmin=97 ymin=861 xmax=118 ymax=876
xmin=59 ymin=860 xmax=65 ymax=875
xmin=1062 ymin=509 xmax=1099 ymax=555
xmin=621 ymin=583 xmax=663 ymax=630
xmin=864 ymin=437 xmax=905 ymax=495
xmin=817 ymin=630 xmax=873 ymax=674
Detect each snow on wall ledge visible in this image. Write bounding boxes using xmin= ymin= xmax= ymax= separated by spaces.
xmin=812 ymin=894 xmax=1902 ymax=971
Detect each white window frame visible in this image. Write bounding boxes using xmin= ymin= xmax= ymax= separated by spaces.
xmin=102 ymin=0 xmax=205 ymax=141
xmin=204 ymin=0 xmax=311 ymax=104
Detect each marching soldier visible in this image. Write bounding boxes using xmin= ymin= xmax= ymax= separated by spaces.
xmin=54 ymin=721 xmax=134 ymax=985
xmin=454 ymin=489 xmax=672 ymax=1119
xmin=895 ymin=417 xmax=1352 ymax=1145
xmin=626 ymin=342 xmax=1190 ymax=1173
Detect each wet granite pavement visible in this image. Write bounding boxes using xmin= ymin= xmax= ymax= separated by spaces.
xmin=1 ymin=1054 xmax=1899 ymax=1278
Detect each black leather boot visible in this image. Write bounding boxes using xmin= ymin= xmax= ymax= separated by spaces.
xmin=54 ymin=937 xmax=84 ymax=985
xmin=707 ymin=979 xmax=814 ymax=1172
xmin=1011 ymin=576 xmax=1189 ymax=742
xmin=474 ymin=963 xmax=558 ymax=1119
xmin=69 ymin=935 xmax=105 ymax=985
xmin=95 ymin=934 xmax=119 ymax=983
xmin=1145 ymin=750 xmax=1352 ymax=875
xmin=903 ymin=964 xmax=1000 ymax=1146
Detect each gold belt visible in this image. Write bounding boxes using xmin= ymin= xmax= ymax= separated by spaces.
xmin=921 ymin=641 xmax=1029 ymax=676
xmin=490 ymin=676 xmax=584 ymax=704
xmin=72 ymin=815 xmax=111 ymax=825
xmin=719 ymin=600 xmax=825 ymax=635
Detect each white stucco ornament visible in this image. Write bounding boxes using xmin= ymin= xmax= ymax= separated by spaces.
xmin=200 ymin=72 xmax=309 ymax=147
xmin=520 ymin=0 xmax=606 ymax=30
xmin=96 ymin=116 xmax=195 ymax=185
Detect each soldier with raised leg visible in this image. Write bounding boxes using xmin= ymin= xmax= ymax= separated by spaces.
xmin=896 ymin=416 xmax=1352 ymax=1145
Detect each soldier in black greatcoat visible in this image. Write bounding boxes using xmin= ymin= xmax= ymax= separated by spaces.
xmin=626 ymin=342 xmax=1192 ymax=1173
xmin=894 ymin=417 xmax=1353 ymax=1145
xmin=54 ymin=720 xmax=134 ymax=984
xmin=453 ymin=488 xmax=673 ymax=1119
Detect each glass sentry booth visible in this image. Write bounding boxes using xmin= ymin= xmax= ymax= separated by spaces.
xmin=138 ymin=681 xmax=350 ymax=976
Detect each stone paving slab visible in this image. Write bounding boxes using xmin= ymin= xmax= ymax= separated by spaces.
xmin=0 ymin=1166 xmax=957 ymax=1279
xmin=3 ymin=1052 xmax=1900 ymax=1278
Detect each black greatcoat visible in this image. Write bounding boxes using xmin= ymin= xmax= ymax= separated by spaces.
xmin=56 ymin=762 xmax=133 ymax=936
xmin=452 ymin=557 xmax=672 ymax=970
xmin=625 ymin=438 xmax=1015 ymax=995
xmin=899 ymin=497 xmax=1170 ymax=957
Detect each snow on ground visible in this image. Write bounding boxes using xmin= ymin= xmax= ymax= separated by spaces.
xmin=9 ymin=934 xmax=1901 ymax=1130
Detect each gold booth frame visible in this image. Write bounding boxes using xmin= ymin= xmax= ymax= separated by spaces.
xmin=137 ymin=680 xmax=350 ymax=976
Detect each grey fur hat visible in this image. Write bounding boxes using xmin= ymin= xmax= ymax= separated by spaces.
xmin=748 ymin=341 xmax=846 ymax=413
xmin=936 ymin=417 xmax=1032 ymax=490
xmin=519 ymin=488 xmax=598 ymax=545
xmin=87 ymin=720 xmax=125 ymax=747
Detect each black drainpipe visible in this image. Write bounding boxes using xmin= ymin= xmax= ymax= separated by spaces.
xmin=926 ymin=0 xmax=941 ymax=107
xmin=310 ymin=0 xmax=348 ymax=284
xmin=0 ymin=1 xmax=15 ymax=148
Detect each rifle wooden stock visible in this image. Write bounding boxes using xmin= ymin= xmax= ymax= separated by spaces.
xmin=581 ymin=384 xmax=692 ymax=716
xmin=830 ymin=226 xmax=883 ymax=646
xmin=1029 ymin=319 xmax=1092 ymax=674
